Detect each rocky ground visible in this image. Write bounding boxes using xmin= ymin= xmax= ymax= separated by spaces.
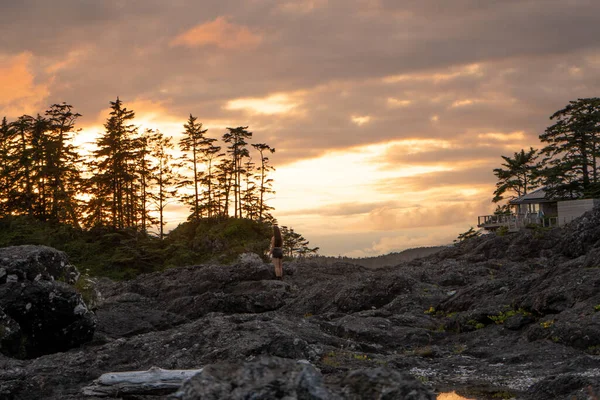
xmin=2 ymin=208 xmax=600 ymax=399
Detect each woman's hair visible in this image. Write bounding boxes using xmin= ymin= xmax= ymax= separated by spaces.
xmin=273 ymin=225 xmax=283 ymax=247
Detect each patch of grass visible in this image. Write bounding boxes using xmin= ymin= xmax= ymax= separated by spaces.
xmin=453 ymin=344 xmax=467 ymax=354
xmin=496 ymin=226 xmax=509 ymax=237
xmin=459 ymin=389 xmax=517 ymax=399
xmin=586 ymin=345 xmax=600 ymax=355
xmin=467 ymin=319 xmax=485 ymax=330
xmin=540 ymin=319 xmax=555 ymax=329
xmin=424 ymin=306 xmax=436 ymax=315
xmin=492 ymin=391 xmax=516 ymax=399
xmin=488 ymin=308 xmax=532 ymax=325
xmin=320 ymin=350 xmax=375 ymax=367
xmin=594 ymin=304 xmax=600 ymax=312
xmin=321 ymin=351 xmax=340 ymax=367
xmin=405 ymin=346 xmax=434 ymax=358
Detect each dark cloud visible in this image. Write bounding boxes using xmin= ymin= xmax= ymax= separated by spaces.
xmin=2 ymin=0 xmax=600 ymax=257
xmin=2 ymin=0 xmax=599 ymax=126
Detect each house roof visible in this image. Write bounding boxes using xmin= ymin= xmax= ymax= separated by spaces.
xmin=508 ymin=187 xmax=556 ymax=205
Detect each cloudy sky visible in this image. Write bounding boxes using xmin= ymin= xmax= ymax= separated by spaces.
xmin=2 ymin=0 xmax=600 ymax=257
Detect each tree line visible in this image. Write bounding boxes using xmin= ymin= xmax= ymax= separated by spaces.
xmin=0 ymin=98 xmax=317 ymax=258
xmin=492 ymin=97 xmax=600 ymax=210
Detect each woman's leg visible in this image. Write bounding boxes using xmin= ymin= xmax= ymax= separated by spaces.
xmin=276 ymin=258 xmax=283 ymax=278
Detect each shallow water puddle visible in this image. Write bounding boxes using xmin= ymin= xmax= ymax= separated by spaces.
xmin=438 ymin=392 xmax=474 ymax=400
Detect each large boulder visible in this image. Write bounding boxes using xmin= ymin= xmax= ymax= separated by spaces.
xmin=0 ymin=307 xmax=21 ymax=357
xmin=0 ymin=245 xmax=80 ymax=284
xmin=172 ymin=357 xmax=437 ymax=400
xmin=340 ymin=368 xmax=436 ymax=399
xmin=173 ymin=357 xmax=332 ymax=400
xmin=0 ymin=245 xmax=95 ymax=359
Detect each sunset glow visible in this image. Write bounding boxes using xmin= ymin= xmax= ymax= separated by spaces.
xmin=2 ymin=0 xmax=600 ymax=256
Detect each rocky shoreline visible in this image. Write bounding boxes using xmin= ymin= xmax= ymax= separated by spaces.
xmin=2 ymin=208 xmax=600 ymax=399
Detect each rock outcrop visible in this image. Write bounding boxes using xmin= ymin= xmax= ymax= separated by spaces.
xmin=2 ymin=208 xmax=600 ymax=399
xmin=0 ymin=246 xmax=95 ymax=359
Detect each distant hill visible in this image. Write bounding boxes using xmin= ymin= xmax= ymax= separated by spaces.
xmin=313 ymin=246 xmax=447 ymax=269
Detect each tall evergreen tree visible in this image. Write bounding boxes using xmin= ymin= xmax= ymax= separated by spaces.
xmin=223 ymin=126 xmax=252 ymax=218
xmin=0 ymin=117 xmax=15 ymax=215
xmin=29 ymin=114 xmax=51 ymax=220
xmin=137 ymin=129 xmax=160 ymax=233
xmin=44 ymin=103 xmax=83 ymax=226
xmin=492 ymin=147 xmax=539 ymax=203
xmin=87 ymin=98 xmax=138 ymax=229
xmin=214 ymin=158 xmax=234 ymax=217
xmin=241 ymin=158 xmax=257 ymax=219
xmin=9 ymin=115 xmax=35 ymax=216
xmin=149 ymin=131 xmax=178 ymax=239
xmin=179 ymin=115 xmax=207 ymax=220
xmin=539 ymin=98 xmax=600 ymax=198
xmin=198 ymin=135 xmax=221 ymax=218
xmin=251 ymin=143 xmax=276 ymax=220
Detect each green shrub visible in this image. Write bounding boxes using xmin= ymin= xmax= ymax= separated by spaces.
xmin=496 ymin=226 xmax=509 ymax=236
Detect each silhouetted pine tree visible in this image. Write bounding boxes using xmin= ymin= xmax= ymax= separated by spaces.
xmin=223 ymin=126 xmax=252 ymax=218
xmin=87 ymin=98 xmax=138 ymax=229
xmin=252 ymin=143 xmax=276 ymax=221
xmin=149 ymin=131 xmax=179 ymax=239
xmin=492 ymin=147 xmax=539 ymax=203
xmin=539 ymin=98 xmax=600 ymax=198
xmin=44 ymin=103 xmax=83 ymax=226
xmin=0 ymin=117 xmax=15 ymax=215
xmin=241 ymin=158 xmax=257 ymax=219
xmin=198 ymin=135 xmax=221 ymax=218
xmin=137 ymin=129 xmax=160 ymax=233
xmin=178 ymin=115 xmax=207 ymax=220
xmin=10 ymin=115 xmax=36 ymax=216
xmin=214 ymin=158 xmax=234 ymax=217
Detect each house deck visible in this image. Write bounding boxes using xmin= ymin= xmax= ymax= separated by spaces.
xmin=477 ymin=214 xmax=558 ymax=232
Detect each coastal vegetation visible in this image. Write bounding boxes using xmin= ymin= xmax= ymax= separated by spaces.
xmin=492 ymin=97 xmax=600 ymax=206
xmin=0 ymin=99 xmax=317 ymax=279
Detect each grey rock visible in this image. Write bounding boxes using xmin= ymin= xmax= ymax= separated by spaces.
xmin=173 ymin=357 xmax=333 ymax=400
xmin=0 ymin=245 xmax=79 ymax=284
xmin=4 ymin=207 xmax=600 ymax=399
xmin=340 ymin=367 xmax=435 ymax=400
xmin=0 ymin=246 xmax=95 ymax=359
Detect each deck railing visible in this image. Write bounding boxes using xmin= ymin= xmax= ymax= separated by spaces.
xmin=477 ymin=214 xmax=558 ymax=231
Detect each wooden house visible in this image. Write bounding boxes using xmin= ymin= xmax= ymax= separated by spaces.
xmin=477 ymin=187 xmax=600 ymax=232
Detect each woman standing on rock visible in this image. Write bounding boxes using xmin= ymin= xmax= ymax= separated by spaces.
xmin=270 ymin=224 xmax=284 ymax=280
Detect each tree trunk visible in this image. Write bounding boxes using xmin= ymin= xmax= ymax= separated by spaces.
xmin=82 ymin=366 xmax=202 ymax=397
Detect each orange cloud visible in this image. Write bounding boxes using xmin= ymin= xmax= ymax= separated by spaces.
xmin=383 ymin=63 xmax=484 ymax=84
xmin=225 ymin=93 xmax=300 ymax=115
xmin=0 ymin=52 xmax=50 ymax=116
xmin=361 ymin=199 xmax=490 ymax=231
xmin=45 ymin=47 xmax=91 ymax=74
xmin=170 ymin=17 xmax=262 ymax=50
xmin=351 ymin=115 xmax=371 ymax=126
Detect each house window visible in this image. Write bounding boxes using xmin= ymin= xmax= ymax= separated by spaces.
xmin=528 ymin=204 xmax=538 ymax=213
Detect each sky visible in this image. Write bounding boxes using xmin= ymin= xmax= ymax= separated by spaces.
xmin=2 ymin=0 xmax=600 ymax=257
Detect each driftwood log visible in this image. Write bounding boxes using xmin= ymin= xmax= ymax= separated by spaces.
xmin=81 ymin=366 xmax=203 ymax=397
